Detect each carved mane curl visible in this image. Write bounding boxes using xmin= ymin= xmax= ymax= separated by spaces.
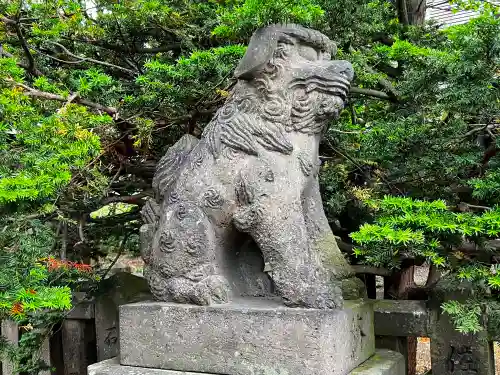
xmin=202 ymin=24 xmax=348 ymax=158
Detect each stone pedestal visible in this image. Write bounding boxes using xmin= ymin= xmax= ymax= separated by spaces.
xmin=119 ymin=299 xmax=374 ymax=375
xmin=89 ymin=299 xmax=404 ymax=375
xmin=89 ymin=350 xmax=404 ymax=375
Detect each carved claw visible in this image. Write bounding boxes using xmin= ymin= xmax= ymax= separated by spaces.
xmin=282 ymin=283 xmax=343 ymax=309
xmin=166 ymin=275 xmax=231 ymax=306
xmin=204 ymin=275 xmax=231 ymax=304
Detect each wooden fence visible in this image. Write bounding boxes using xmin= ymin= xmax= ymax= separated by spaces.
xmin=1 ymin=272 xmax=498 ymax=375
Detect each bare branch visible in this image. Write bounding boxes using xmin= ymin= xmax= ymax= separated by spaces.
xmin=61 ymin=222 xmax=67 ymax=260
xmin=364 ymin=65 xmax=401 ymax=99
xmin=78 ymin=215 xmax=86 ymax=244
xmin=65 ymin=37 xmax=181 ymax=54
xmin=0 ymin=15 xmax=16 ymax=26
xmin=350 ymin=87 xmax=393 ymax=101
xmin=40 ymin=41 xmax=137 ymax=75
xmin=1 ymin=16 xmax=42 ymax=76
xmin=398 ymin=0 xmax=410 ymax=25
xmin=14 ymin=22 xmax=35 ymax=73
xmin=6 ymin=79 xmax=118 ymax=116
xmin=101 ymin=232 xmax=131 ymax=280
xmin=101 ymin=193 xmax=151 ymax=206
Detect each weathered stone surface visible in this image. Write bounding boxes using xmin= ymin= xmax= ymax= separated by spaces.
xmin=90 ymin=350 xmax=403 ymax=375
xmin=95 ymin=272 xmax=151 ymax=361
xmin=430 ymin=308 xmax=495 ymax=375
xmin=140 ymin=23 xmax=363 ymax=309
xmin=1 ymin=319 xmax=19 ymax=375
xmin=119 ymin=300 xmax=375 ymax=375
xmin=61 ymin=319 xmax=89 ymax=375
xmin=373 ymin=300 xmax=430 ymax=337
xmin=66 ymin=292 xmax=95 ymax=320
xmin=428 ymin=282 xmax=496 ymax=375
xmin=350 ymin=350 xmax=405 ymax=375
xmin=88 ymin=358 xmax=202 ymax=375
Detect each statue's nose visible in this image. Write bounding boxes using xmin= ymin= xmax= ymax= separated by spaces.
xmin=330 ymin=60 xmax=354 ymax=82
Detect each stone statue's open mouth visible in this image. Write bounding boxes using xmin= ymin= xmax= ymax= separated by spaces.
xmin=289 ymin=74 xmax=351 ymax=100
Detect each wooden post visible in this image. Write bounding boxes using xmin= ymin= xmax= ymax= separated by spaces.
xmin=382 ymin=264 xmax=418 ymax=375
xmin=1 ymin=320 xmax=19 ymax=375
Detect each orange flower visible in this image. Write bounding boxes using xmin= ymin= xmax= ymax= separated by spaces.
xmin=10 ymin=302 xmax=24 ymax=315
xmin=27 ymin=289 xmax=37 ymax=295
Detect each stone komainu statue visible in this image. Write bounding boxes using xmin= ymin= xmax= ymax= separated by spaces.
xmin=140 ymin=24 xmax=365 ymax=309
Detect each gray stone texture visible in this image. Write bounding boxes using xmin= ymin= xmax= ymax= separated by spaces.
xmin=1 ymin=319 xmax=19 ymax=375
xmin=119 ymin=300 xmax=375 ymax=375
xmin=428 ymin=282 xmax=496 ymax=375
xmin=350 ymin=350 xmax=405 ymax=375
xmin=90 ymin=350 xmax=403 ymax=375
xmin=95 ymin=272 xmax=151 ymax=361
xmin=373 ymin=300 xmax=430 ymax=337
xmin=139 ymin=23 xmax=365 ymax=309
xmin=88 ymin=358 xmax=202 ymax=375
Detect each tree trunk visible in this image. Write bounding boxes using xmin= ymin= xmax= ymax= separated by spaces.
xmin=397 ymin=0 xmax=427 ymax=26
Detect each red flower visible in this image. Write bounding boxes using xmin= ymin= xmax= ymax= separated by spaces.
xmin=44 ymin=257 xmax=92 ymax=273
xmin=73 ymin=263 xmax=92 ymax=272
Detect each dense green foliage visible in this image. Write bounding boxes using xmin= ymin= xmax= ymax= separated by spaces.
xmin=0 ymin=0 xmax=499 ymax=371
xmin=350 ymin=196 xmax=500 ymax=332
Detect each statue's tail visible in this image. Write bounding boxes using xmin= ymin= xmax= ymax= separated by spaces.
xmin=152 ymin=134 xmax=199 ymax=202
xmin=140 ymin=134 xmax=199 ymax=262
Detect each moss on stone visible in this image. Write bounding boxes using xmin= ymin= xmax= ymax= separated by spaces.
xmin=315 ymin=233 xmax=352 ymax=278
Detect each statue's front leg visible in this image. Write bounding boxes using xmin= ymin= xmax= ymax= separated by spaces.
xmin=303 ymin=178 xmax=366 ymax=300
xmin=234 ymin=191 xmax=343 ymax=309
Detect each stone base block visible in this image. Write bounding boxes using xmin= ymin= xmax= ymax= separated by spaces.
xmin=89 ymin=350 xmax=404 ymax=375
xmin=350 ymin=350 xmax=405 ymax=375
xmin=118 ymin=299 xmax=375 ymax=375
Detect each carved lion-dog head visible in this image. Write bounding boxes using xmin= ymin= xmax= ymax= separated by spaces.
xmin=203 ymin=24 xmax=354 ymax=157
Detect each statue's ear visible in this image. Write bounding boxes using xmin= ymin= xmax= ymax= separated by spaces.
xmin=234 ymin=27 xmax=280 ymax=80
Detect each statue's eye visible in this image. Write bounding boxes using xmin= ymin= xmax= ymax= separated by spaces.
xmin=298 ymin=45 xmax=319 ymax=61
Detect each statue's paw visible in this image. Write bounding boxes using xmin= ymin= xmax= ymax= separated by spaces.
xmin=283 ymin=283 xmax=343 ymax=309
xmin=204 ymin=275 xmax=231 ymax=304
xmin=191 ymin=275 xmax=231 ymax=305
xmin=340 ymin=277 xmax=367 ymax=300
xmin=166 ymin=277 xmax=207 ymax=305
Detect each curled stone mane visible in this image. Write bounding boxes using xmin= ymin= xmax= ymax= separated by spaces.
xmin=202 ymin=87 xmax=294 ymax=157
xmin=202 ymin=24 xmax=349 ymax=157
